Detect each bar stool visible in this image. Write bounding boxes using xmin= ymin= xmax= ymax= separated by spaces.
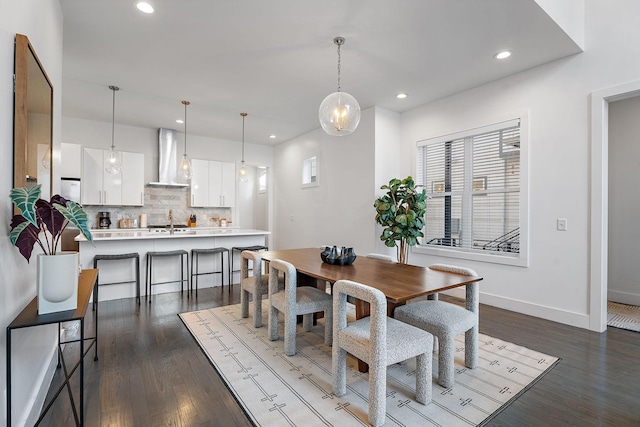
xmin=190 ymin=247 xmax=230 ymax=295
xmin=230 ymin=245 xmax=268 ymax=285
xmin=93 ymin=252 xmax=141 ymax=307
xmin=145 ymin=250 xmax=189 ymax=302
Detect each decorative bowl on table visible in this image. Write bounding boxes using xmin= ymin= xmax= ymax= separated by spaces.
xmin=321 ymin=246 xmax=357 ymax=265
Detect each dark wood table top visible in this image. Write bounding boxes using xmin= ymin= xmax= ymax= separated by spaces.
xmin=260 ymin=248 xmax=482 ymax=303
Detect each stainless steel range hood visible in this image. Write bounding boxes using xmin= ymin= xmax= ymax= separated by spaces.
xmin=147 ymin=128 xmax=189 ymax=187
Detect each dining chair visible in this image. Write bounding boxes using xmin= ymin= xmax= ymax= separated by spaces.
xmin=394 ymin=263 xmax=479 ymax=388
xmin=268 ymin=259 xmax=333 ymax=356
xmin=332 ymin=279 xmax=433 ymax=427
xmin=365 ymin=253 xmax=395 ymax=262
xmin=240 ymin=250 xmax=270 ymax=327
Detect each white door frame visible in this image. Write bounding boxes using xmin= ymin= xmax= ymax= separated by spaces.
xmin=590 ymin=80 xmax=640 ymax=332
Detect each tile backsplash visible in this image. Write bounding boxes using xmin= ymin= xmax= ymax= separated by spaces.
xmin=84 ymin=186 xmax=232 ymax=229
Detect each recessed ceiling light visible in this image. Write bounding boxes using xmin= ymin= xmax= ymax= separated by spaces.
xmin=396 ymin=93 xmax=408 ymax=99
xmin=176 ymin=119 xmax=184 ymax=124
xmin=269 ymin=134 xmax=276 ymax=139
xmin=494 ymin=50 xmax=511 ymax=60
xmin=136 ymin=2 xmax=154 ymax=14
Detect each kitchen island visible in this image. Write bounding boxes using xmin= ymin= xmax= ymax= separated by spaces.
xmin=76 ymin=228 xmax=270 ymax=301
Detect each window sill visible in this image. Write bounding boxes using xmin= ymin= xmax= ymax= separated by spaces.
xmin=412 ymin=245 xmax=528 ymax=267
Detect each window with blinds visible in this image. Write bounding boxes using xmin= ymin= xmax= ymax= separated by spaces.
xmin=416 ymin=119 xmax=521 ymax=257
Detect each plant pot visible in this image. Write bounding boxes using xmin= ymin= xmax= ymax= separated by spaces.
xmin=37 ymin=252 xmax=79 ymax=315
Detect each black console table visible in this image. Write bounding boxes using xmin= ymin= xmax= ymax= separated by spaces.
xmin=6 ymin=269 xmax=99 ymax=426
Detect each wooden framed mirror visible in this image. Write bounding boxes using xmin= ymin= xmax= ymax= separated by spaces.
xmin=14 ymin=33 xmax=53 ymax=200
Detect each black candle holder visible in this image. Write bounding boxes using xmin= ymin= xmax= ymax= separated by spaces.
xmin=321 ymin=246 xmax=357 ymax=265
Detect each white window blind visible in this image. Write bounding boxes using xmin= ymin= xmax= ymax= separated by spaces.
xmin=416 ymin=121 xmax=520 ymax=256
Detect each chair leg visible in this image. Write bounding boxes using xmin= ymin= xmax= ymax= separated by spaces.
xmin=241 ymin=289 xmax=249 ymax=318
xmin=302 ymin=313 xmax=313 ymax=332
xmin=285 ymin=311 xmax=297 ymax=356
xmin=438 ymin=334 xmax=455 ymax=388
xmin=332 ymin=347 xmax=347 ymax=397
xmin=415 ymin=352 xmax=432 ymax=404
xmin=324 ymin=309 xmax=333 ymax=346
xmin=253 ymin=293 xmax=263 ymax=328
xmin=465 ymin=326 xmax=478 ymax=369
xmin=369 ymin=361 xmax=386 ymax=427
xmin=135 ymin=256 xmax=140 ymax=305
xmin=268 ymin=306 xmax=279 ymax=341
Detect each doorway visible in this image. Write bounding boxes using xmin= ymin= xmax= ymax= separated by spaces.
xmin=236 ymin=165 xmax=270 ymax=244
xmin=590 ymin=80 xmax=640 ymax=332
xmin=606 ymin=96 xmax=640 ymax=332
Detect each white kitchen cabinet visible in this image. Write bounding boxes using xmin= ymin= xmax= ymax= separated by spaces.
xmin=189 ymin=159 xmax=235 ymax=208
xmin=61 ymin=142 xmax=82 ymax=179
xmin=121 ymin=151 xmax=145 ymax=205
xmin=190 ymin=159 xmax=209 ymax=207
xmin=81 ymin=147 xmax=144 ymax=206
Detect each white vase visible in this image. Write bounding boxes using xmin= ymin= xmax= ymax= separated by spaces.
xmin=37 ymin=252 xmax=79 ymax=315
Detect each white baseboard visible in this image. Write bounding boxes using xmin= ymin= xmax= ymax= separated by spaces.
xmin=415 ymin=288 xmax=592 ymax=330
xmin=607 ymin=289 xmax=640 ymax=306
xmin=24 ymin=345 xmax=57 ymax=427
xmin=479 ymin=292 xmax=591 ymax=330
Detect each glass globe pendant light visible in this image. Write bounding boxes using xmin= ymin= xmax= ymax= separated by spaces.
xmin=238 ymin=112 xmax=248 ymax=183
xmin=179 ymin=100 xmax=192 ymax=179
xmin=318 ymin=36 xmax=361 ymax=136
xmin=105 ymin=85 xmax=122 ymax=174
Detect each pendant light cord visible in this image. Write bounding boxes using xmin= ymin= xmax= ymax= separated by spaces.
xmin=337 ymin=41 xmax=341 ymax=92
xmin=334 ymin=37 xmax=345 ymax=92
xmin=182 ymin=100 xmax=190 ymax=155
xmin=241 ymin=112 xmax=247 ymax=162
xmin=109 ymin=85 xmax=119 ymax=149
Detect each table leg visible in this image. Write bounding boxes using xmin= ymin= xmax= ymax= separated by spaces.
xmin=94 ymin=280 xmax=99 ymax=361
xmin=6 ymin=327 xmax=11 ymax=427
xmin=80 ymin=318 xmax=84 ymax=425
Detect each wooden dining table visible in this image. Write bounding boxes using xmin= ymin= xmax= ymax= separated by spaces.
xmin=260 ymin=247 xmax=483 ymax=370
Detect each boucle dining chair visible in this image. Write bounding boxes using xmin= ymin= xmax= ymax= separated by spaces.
xmin=332 ymin=279 xmax=433 ymax=427
xmin=394 ymin=263 xmax=479 ymax=388
xmin=365 ymin=253 xmax=395 ymax=262
xmin=268 ymin=259 xmax=333 ymax=356
xmin=240 ymin=250 xmax=270 ymax=327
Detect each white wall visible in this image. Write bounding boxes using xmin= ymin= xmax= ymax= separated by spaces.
xmin=273 ymin=108 xmax=378 ymax=252
xmin=1 ymin=1 xmax=63 ymax=424
xmin=608 ymin=96 xmax=640 ymax=306
xmin=402 ymin=0 xmax=640 ymax=329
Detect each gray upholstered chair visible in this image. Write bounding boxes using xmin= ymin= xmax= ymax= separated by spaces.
xmin=365 ymin=253 xmax=395 ymax=262
xmin=240 ymin=250 xmax=270 ymax=327
xmin=268 ymin=259 xmax=333 ymax=355
xmin=394 ymin=263 xmax=479 ymax=388
xmin=332 ymin=279 xmax=433 ymax=427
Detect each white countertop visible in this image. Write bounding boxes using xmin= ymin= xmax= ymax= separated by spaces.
xmin=75 ymin=228 xmax=270 ymax=241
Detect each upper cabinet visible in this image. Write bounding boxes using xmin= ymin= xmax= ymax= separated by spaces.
xmin=61 ymin=142 xmax=82 ymax=179
xmin=190 ymin=159 xmax=236 ymax=208
xmin=81 ymin=147 xmax=144 ymax=206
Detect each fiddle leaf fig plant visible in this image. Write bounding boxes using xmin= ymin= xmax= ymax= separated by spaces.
xmin=374 ymin=176 xmax=427 ymax=264
xmin=9 ymin=184 xmax=93 ymax=262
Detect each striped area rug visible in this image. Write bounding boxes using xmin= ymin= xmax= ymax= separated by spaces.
xmin=180 ymin=304 xmax=559 ymax=427
xmin=608 ymin=301 xmax=640 ymax=332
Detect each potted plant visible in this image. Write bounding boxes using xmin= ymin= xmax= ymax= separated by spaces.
xmin=374 ymin=176 xmax=427 ymax=264
xmin=10 ymin=184 xmax=93 ymax=313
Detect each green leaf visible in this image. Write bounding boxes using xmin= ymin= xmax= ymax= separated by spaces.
xmin=9 ymin=185 xmax=41 ymax=226
xmin=54 ymin=201 xmax=93 ymax=242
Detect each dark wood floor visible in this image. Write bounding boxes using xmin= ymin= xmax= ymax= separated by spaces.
xmin=41 ymin=286 xmax=640 ymax=426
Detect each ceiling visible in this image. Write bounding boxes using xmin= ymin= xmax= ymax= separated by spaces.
xmin=59 ymin=0 xmax=582 ymax=146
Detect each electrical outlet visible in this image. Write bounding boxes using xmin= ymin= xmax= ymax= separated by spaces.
xmin=289 ymin=215 xmax=295 ymax=221
xmin=557 ymin=218 xmax=568 ymax=231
